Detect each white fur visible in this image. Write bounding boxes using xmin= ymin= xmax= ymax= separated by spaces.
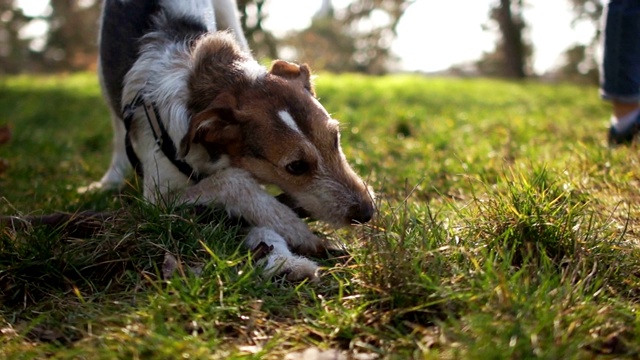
xmin=237 ymin=58 xmax=266 ymax=81
xmin=278 ymin=110 xmax=302 ymax=134
xmin=125 ymin=40 xmax=193 ymax=140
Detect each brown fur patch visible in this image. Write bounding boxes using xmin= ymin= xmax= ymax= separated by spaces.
xmin=180 ymin=92 xmax=243 ymax=158
xmin=187 ymin=32 xmax=254 ymax=115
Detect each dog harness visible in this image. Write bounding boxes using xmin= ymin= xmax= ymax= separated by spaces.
xmin=122 ymin=90 xmax=205 ymax=183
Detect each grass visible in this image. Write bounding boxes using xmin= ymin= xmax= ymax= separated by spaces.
xmin=1 ymin=72 xmax=640 ymax=359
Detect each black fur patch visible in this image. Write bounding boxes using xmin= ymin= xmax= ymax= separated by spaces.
xmin=153 ymin=12 xmax=209 ymax=44
xmin=100 ymin=0 xmax=209 ymax=113
xmin=100 ymin=0 xmax=161 ymax=113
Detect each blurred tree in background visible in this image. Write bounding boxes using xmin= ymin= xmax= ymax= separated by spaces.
xmin=45 ymin=0 xmax=101 ymax=71
xmin=282 ymin=0 xmax=414 ymax=74
xmin=557 ymin=0 xmax=603 ymax=83
xmin=0 ymin=0 xmax=409 ymax=75
xmin=0 ymin=0 xmax=41 ymax=73
xmin=0 ymin=0 xmax=606 ymax=81
xmin=476 ymin=0 xmax=532 ymax=78
xmin=0 ymin=0 xmax=100 ymax=73
xmin=237 ymin=0 xmax=278 ymax=60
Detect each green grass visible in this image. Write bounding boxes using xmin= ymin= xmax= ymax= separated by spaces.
xmin=1 ymin=72 xmax=640 ymax=359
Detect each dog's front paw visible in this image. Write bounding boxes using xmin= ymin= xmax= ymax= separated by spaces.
xmin=245 ymin=227 xmax=320 ymax=282
xmin=260 ymin=253 xmax=320 ymax=282
xmin=77 ymin=180 xmax=121 ymax=194
xmin=77 ymin=181 xmax=104 ymax=194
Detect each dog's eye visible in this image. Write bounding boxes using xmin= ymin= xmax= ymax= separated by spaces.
xmin=285 ymin=160 xmax=310 ymax=176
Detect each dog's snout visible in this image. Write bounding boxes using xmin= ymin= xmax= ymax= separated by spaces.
xmin=349 ymin=200 xmax=375 ymax=224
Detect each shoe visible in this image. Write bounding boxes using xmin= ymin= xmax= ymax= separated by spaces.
xmin=608 ymin=112 xmax=640 ymax=146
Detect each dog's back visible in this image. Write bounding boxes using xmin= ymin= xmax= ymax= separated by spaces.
xmin=100 ymin=0 xmax=160 ymax=113
xmin=100 ymin=0 xmax=220 ymax=113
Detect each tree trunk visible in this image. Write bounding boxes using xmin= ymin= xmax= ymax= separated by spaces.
xmin=495 ymin=0 xmax=526 ymax=78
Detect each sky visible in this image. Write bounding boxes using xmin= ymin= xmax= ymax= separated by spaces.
xmin=394 ymin=0 xmax=596 ymax=74
xmin=16 ymin=0 xmax=598 ymax=75
xmin=263 ymin=0 xmax=598 ymax=74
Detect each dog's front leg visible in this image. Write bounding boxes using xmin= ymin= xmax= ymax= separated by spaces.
xmin=180 ymin=168 xmax=325 ymax=255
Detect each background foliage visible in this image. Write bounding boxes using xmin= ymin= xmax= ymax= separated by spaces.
xmin=0 ymin=0 xmax=603 ymax=80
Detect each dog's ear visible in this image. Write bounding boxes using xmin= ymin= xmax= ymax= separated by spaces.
xmin=270 ymin=60 xmax=315 ymax=96
xmin=179 ymin=93 xmax=242 ymax=157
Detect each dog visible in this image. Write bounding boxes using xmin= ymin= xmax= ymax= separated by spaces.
xmin=91 ymin=0 xmax=375 ymax=281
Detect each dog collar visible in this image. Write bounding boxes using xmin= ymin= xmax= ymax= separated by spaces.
xmin=122 ymin=90 xmax=205 ymax=183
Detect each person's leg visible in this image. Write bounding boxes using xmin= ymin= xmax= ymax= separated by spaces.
xmin=601 ymin=0 xmax=640 ymax=144
xmin=612 ymin=101 xmax=639 ymax=119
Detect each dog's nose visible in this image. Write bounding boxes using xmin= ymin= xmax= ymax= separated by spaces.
xmin=349 ymin=200 xmax=375 ymax=224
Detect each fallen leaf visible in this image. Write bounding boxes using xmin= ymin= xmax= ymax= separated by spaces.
xmin=0 ymin=125 xmax=11 ymax=145
xmin=239 ymin=345 xmax=263 ymax=354
xmin=162 ymin=252 xmax=179 ymax=280
xmin=252 ymin=241 xmax=274 ymax=262
xmin=0 ymin=159 xmax=7 ymax=174
xmin=0 ymin=326 xmax=17 ymax=337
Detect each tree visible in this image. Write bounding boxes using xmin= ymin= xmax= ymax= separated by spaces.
xmin=557 ymin=44 xmax=599 ymax=83
xmin=477 ymin=0 xmax=531 ymax=78
xmin=557 ymin=0 xmax=603 ymax=83
xmin=569 ymin=0 xmax=603 ymax=29
xmin=237 ymin=0 xmax=278 ymax=60
xmin=44 ymin=0 xmax=101 ymax=71
xmin=1 ymin=0 xmax=413 ymax=75
xmin=0 ymin=0 xmax=100 ymax=74
xmin=283 ymin=0 xmax=414 ymax=74
xmin=0 ymin=0 xmax=36 ymax=73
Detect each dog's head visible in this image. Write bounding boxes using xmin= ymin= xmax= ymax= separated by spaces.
xmin=182 ymin=45 xmax=374 ymax=227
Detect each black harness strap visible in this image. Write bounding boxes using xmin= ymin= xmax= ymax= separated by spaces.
xmin=122 ymin=91 xmax=205 ymax=183
xmin=122 ymin=92 xmax=144 ymax=177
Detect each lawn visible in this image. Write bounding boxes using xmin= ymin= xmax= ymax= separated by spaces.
xmin=1 ymin=72 xmax=640 ymax=359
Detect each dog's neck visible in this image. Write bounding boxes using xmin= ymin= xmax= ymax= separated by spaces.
xmin=121 ymin=29 xmax=265 ymax=179
xmin=123 ymin=30 xmax=257 ymax=135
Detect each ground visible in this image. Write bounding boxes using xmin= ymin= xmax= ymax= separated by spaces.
xmin=1 ymin=73 xmax=640 ymax=359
